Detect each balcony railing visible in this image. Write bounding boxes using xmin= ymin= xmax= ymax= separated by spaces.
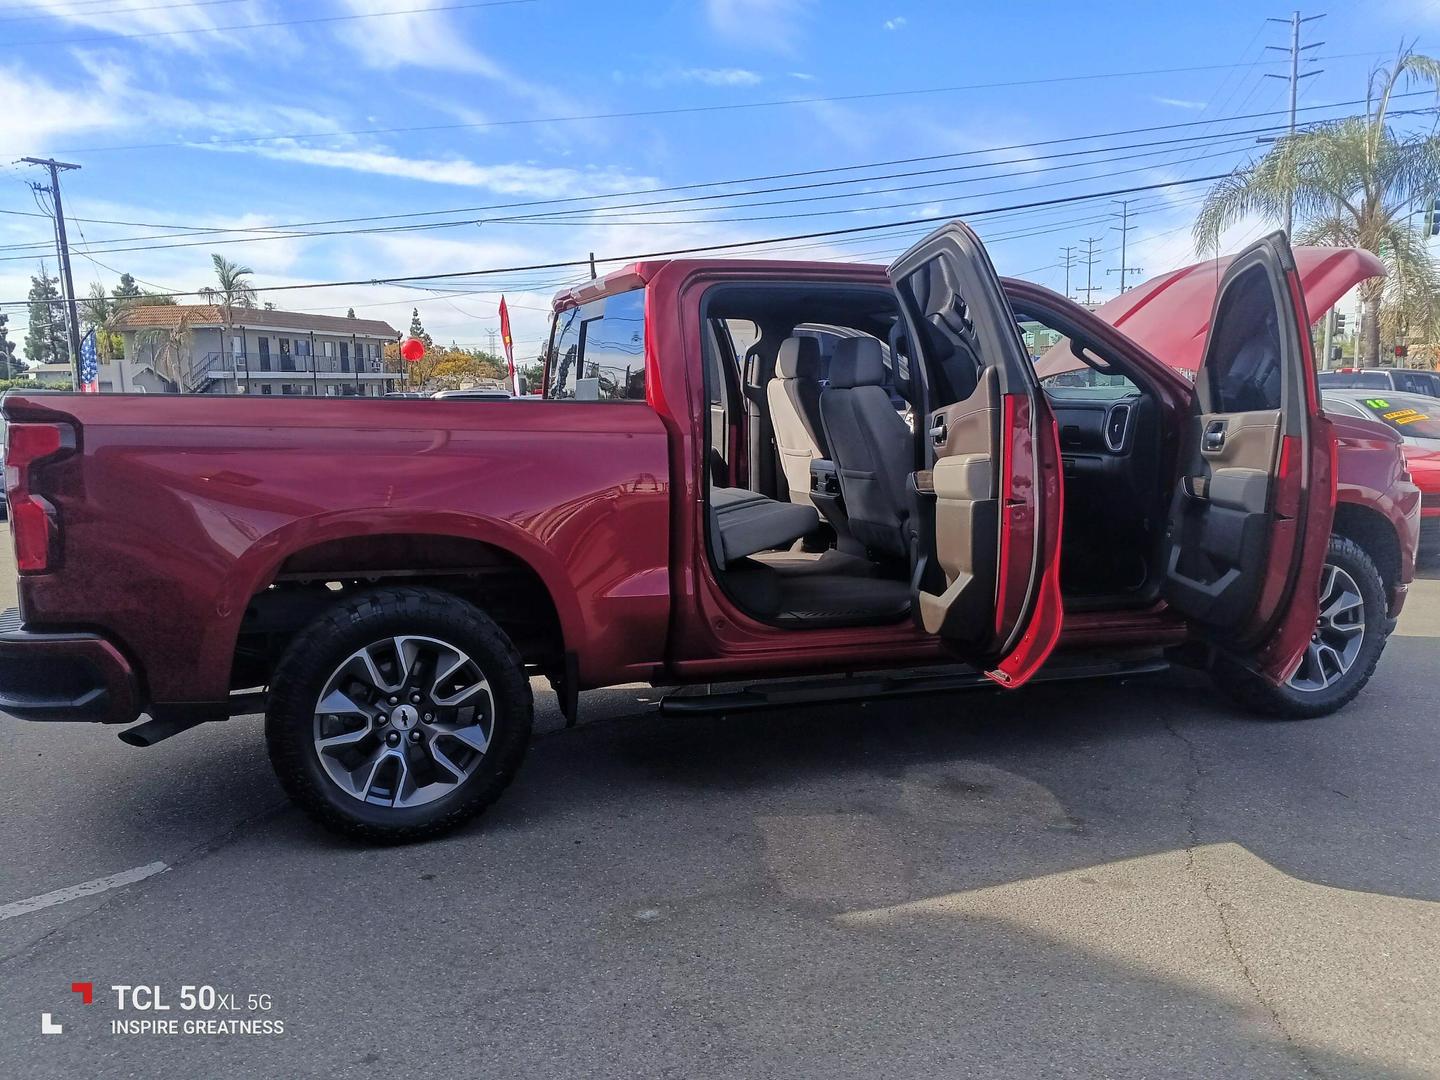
xmin=190 ymin=351 xmax=396 ymax=382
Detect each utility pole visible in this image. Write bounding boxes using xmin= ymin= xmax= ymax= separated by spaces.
xmin=1078 ymin=237 xmax=1104 ymax=306
xmin=20 ymin=157 xmax=83 ymax=390
xmin=1059 ymin=245 xmax=1077 ymax=299
xmin=1107 ymin=200 xmax=1143 ymax=293
xmin=1264 ymin=11 xmax=1325 ymax=237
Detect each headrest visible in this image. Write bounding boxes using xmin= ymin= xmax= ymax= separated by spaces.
xmin=828 ymin=337 xmax=886 ymax=389
xmin=775 ymin=336 xmax=821 ymax=380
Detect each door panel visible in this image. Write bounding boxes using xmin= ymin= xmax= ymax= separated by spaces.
xmin=1163 ymin=233 xmax=1335 ymax=682
xmin=917 ymin=366 xmax=999 ymax=637
xmin=889 ymin=221 xmax=1064 ymax=685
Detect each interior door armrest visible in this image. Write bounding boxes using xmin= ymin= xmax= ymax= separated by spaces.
xmin=912 ymin=469 xmax=935 ymax=495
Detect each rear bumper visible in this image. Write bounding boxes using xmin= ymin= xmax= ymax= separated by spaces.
xmin=0 ymin=608 xmax=142 ymax=724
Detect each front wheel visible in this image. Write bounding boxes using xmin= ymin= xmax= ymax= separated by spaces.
xmin=1215 ymin=534 xmax=1388 ymax=720
xmin=266 ymin=587 xmax=533 ymax=843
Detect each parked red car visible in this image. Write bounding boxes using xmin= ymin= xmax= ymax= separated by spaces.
xmin=0 ymin=227 xmax=1419 ymax=841
xmin=1322 ymin=388 xmax=1440 ymax=558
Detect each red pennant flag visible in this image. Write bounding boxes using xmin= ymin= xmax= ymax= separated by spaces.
xmin=499 ymin=296 xmax=517 ymax=394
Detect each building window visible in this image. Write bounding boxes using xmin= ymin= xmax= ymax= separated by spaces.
xmin=544 ymin=287 xmax=646 ymax=402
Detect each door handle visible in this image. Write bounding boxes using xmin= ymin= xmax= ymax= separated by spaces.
xmin=929 ymin=418 xmax=947 ymax=447
xmin=1202 ymin=420 xmax=1227 ymax=452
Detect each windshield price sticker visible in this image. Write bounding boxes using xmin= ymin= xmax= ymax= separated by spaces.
xmin=1382 ymin=407 xmax=1430 ymax=425
xmin=44 ymin=984 xmax=288 ymax=1037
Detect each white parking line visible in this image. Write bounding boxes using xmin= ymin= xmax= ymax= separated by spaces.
xmin=0 ymin=861 xmax=170 ymax=921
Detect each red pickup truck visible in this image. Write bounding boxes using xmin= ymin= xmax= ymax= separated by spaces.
xmin=1 ymin=226 xmax=1419 ymax=841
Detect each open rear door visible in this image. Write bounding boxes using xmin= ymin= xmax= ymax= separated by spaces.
xmin=888 ymin=222 xmax=1064 ymax=688
xmin=1163 ymin=232 xmax=1336 ymax=683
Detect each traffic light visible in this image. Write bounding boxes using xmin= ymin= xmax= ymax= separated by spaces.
xmin=1395 ymin=344 xmax=1409 ymax=359
xmin=1428 ymin=197 xmax=1440 ymax=237
xmin=1334 ymin=312 xmax=1347 ymax=336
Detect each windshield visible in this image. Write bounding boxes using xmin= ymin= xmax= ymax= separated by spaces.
xmin=1346 ymin=394 xmax=1440 ymax=443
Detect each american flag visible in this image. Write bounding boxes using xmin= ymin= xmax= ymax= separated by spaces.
xmin=80 ymin=329 xmax=98 ymax=392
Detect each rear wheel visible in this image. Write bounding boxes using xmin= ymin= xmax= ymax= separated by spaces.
xmin=1215 ymin=534 xmax=1387 ymax=719
xmin=266 ymin=587 xmax=532 ymax=842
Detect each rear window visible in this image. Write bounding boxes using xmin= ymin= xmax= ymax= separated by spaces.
xmin=544 ymin=288 xmax=647 ymax=402
xmin=1351 ymin=396 xmax=1440 ymax=439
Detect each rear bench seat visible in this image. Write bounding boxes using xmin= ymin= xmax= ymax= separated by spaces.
xmin=709 ymin=487 xmax=819 ymax=565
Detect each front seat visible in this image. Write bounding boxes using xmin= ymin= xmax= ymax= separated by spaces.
xmin=819 ymin=337 xmax=913 ymax=560
xmin=766 ymin=336 xmax=829 ymax=506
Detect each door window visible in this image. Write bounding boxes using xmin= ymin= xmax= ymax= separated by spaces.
xmin=1204 ymin=265 xmax=1284 ymax=413
xmin=544 ymin=288 xmax=647 ymax=402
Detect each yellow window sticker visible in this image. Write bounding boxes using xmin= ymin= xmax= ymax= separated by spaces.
xmin=1382 ymin=408 xmax=1430 ymax=425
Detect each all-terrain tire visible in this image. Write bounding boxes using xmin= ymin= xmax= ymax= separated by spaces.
xmin=1215 ymin=534 xmax=1388 ymax=720
xmin=265 ymin=586 xmax=533 ymax=843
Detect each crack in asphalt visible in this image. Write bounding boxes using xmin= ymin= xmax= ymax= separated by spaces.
xmin=1164 ymin=718 xmax=1329 ymax=1080
xmin=0 ymin=799 xmax=291 ymax=972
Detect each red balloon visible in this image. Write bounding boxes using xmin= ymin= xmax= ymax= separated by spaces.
xmin=400 ymin=337 xmax=425 ymax=362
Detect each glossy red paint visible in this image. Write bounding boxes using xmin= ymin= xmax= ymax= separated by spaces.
xmin=1035 ymin=247 xmax=1385 ymax=380
xmin=1330 ymin=414 xmax=1420 ymax=611
xmin=3 ymin=392 xmax=672 ymax=707
xmin=1401 ymin=446 xmax=1440 ymax=514
xmin=985 ymin=399 xmax=1065 ymax=687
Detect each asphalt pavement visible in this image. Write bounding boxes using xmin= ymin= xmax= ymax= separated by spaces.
xmin=2 ymin=521 xmax=1438 ymax=1079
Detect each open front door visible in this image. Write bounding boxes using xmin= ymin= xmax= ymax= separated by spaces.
xmin=1163 ymin=232 xmax=1336 ymax=684
xmin=888 ymin=222 xmax=1064 ymax=688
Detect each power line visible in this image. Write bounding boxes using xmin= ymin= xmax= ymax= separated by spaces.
xmin=3 ymin=171 xmax=1233 ymax=308
xmin=1264 ymin=10 xmax=1326 ymax=234
xmin=13 ymin=101 xmax=1423 ymax=267
xmin=19 ymin=157 xmax=83 ymax=389
xmin=1107 ymin=199 xmax=1143 ymax=292
xmin=8 ymin=0 xmax=538 ymax=47
xmin=0 ymin=121 xmax=1274 ymax=254
xmin=0 ymin=133 xmax=1269 ymax=263
xmin=0 ymin=0 xmax=247 ymax=26
xmin=1077 ymin=237 xmax=1104 ymax=305
xmin=53 ymin=49 xmax=1421 ymax=154
xmin=9 ymin=92 xmax=1425 ymax=250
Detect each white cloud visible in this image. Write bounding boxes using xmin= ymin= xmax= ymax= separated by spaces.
xmin=6 ymin=0 xmax=278 ymax=54
xmin=209 ymin=141 xmax=661 ymax=198
xmin=788 ymin=71 xmax=815 ymax=81
xmin=705 ymin=0 xmax=814 ymax=53
xmin=334 ymin=0 xmax=505 ymax=77
xmin=883 ymin=15 xmax=907 ymax=30
xmin=1152 ymin=96 xmax=1208 ymax=111
xmin=677 ymin=67 xmax=764 ymax=87
xmin=0 ymin=64 xmax=118 ymax=159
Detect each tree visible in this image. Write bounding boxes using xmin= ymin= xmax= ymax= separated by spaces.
xmin=24 ymin=265 xmax=68 ymax=369
xmin=198 ymin=254 xmax=257 ymax=369
xmin=384 ymin=342 xmax=503 ymax=391
xmin=1195 ymin=46 xmax=1440 ymax=366
xmin=80 ymin=282 xmax=126 ymax=360
xmin=408 ymin=307 xmax=433 ymax=348
xmin=113 ymin=273 xmax=142 ymax=300
xmin=0 ymin=312 xmax=19 ymax=379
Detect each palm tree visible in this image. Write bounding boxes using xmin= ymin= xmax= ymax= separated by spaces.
xmin=1194 ymin=47 xmax=1440 ymax=365
xmin=200 ymin=254 xmax=257 ymax=373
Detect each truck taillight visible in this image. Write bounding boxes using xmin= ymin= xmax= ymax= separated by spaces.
xmin=5 ymin=422 xmax=74 ymax=574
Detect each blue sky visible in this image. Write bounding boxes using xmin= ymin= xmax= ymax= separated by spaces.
xmin=2 ymin=0 xmax=1437 ymax=358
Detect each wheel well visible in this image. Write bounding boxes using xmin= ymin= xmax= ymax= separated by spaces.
xmin=1331 ymin=502 xmax=1399 ymax=598
xmin=231 ymin=534 xmax=564 ymax=691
